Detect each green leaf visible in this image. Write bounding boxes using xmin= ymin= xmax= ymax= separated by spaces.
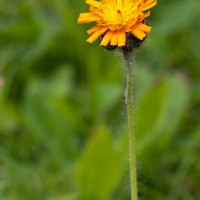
xmin=135 ymin=79 xmax=168 ymax=139
xmin=137 ymin=73 xmax=189 ymax=151
xmin=96 ymin=83 xmax=122 ymax=122
xmin=76 ymin=126 xmax=122 ymax=200
xmin=48 ymin=193 xmax=78 ymax=200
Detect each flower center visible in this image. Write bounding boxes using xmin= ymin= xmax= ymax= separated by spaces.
xmin=97 ymin=2 xmax=140 ymax=30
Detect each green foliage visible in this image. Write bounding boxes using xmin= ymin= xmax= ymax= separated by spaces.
xmin=0 ymin=0 xmax=200 ymax=200
xmin=77 ymin=127 xmax=122 ymax=200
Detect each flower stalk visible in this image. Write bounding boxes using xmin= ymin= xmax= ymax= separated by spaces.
xmin=78 ymin=1 xmax=158 ymax=199
xmin=123 ymin=50 xmax=138 ymax=200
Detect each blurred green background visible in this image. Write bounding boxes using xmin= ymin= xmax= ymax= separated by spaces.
xmin=0 ymin=0 xmax=200 ymax=199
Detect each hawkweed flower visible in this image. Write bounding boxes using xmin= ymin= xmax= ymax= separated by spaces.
xmin=78 ymin=1 xmax=157 ymax=200
xmin=78 ymin=0 xmax=157 ymax=49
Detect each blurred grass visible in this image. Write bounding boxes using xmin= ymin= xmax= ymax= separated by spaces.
xmin=0 ymin=0 xmax=200 ymax=200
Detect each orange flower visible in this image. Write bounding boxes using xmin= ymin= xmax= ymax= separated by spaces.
xmin=78 ymin=0 xmax=157 ymax=47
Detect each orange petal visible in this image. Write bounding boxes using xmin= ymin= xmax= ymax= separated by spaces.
xmin=143 ymin=10 xmax=151 ymax=18
xmin=117 ymin=30 xmax=126 ymax=46
xmin=131 ymin=29 xmax=146 ymax=40
xmin=87 ymin=25 xmax=102 ymax=35
xmin=144 ymin=0 xmax=156 ymax=6
xmin=100 ymin=30 xmax=113 ymax=46
xmin=142 ymin=0 xmax=157 ymax=11
xmin=138 ymin=11 xmax=151 ymax=22
xmin=135 ymin=23 xmax=152 ymax=34
xmin=86 ymin=27 xmax=108 ymax=43
xmin=78 ymin=12 xmax=99 ymax=24
xmin=85 ymin=0 xmax=100 ymax=8
xmin=110 ymin=31 xmax=118 ymax=46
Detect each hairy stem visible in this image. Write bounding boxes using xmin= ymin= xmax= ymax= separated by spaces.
xmin=123 ymin=51 xmax=138 ymax=200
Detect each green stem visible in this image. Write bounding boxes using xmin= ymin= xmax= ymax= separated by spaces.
xmin=123 ymin=51 xmax=138 ymax=200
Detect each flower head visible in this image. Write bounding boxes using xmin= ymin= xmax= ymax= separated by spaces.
xmin=78 ymin=0 xmax=157 ymax=47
